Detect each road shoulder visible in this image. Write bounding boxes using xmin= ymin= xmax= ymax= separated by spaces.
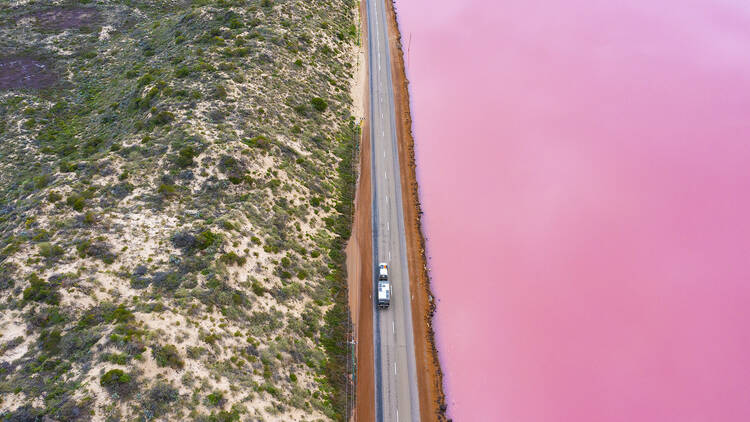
xmin=348 ymin=1 xmax=375 ymax=421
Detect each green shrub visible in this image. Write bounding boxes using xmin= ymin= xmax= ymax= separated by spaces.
xmin=244 ymin=135 xmax=270 ymax=149
xmin=195 ymin=230 xmax=219 ymax=250
xmin=66 ymin=194 xmax=86 ymax=211
xmin=23 ymin=274 xmax=59 ymax=305
xmin=205 ymin=391 xmax=225 ymax=407
xmin=105 ymin=304 xmax=134 ymax=324
xmin=200 ymin=332 xmax=219 ymax=345
xmin=40 ymin=329 xmax=62 ymax=354
xmin=251 ymin=281 xmax=265 ymax=297
xmin=143 ymin=382 xmax=179 ymax=417
xmin=102 ymin=352 xmax=128 ymax=365
xmin=81 ymin=137 xmax=104 ymax=156
xmin=34 ymin=174 xmax=52 ymax=189
xmin=310 ymin=97 xmax=328 ymax=112
xmin=38 ymin=242 xmax=64 ymax=259
xmin=220 ymin=252 xmax=246 ymax=266
xmin=100 ymin=369 xmax=131 ymax=388
xmin=175 ymin=146 xmax=196 ymax=168
xmin=152 ymin=344 xmax=185 ymax=369
xmin=175 ymin=65 xmax=192 ymax=78
xmin=77 ymin=240 xmax=116 ymax=264
xmin=213 ymin=84 xmax=228 ymax=100
xmin=59 ymin=161 xmax=77 ymax=173
xmin=158 ymin=183 xmax=177 ymax=197
xmin=32 ymin=230 xmax=50 ymax=242
xmin=150 ymin=110 xmax=175 ymax=126
xmin=47 ymin=191 xmax=62 ymax=203
xmin=83 ymin=211 xmax=97 ymax=225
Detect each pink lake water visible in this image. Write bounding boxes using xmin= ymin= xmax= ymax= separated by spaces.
xmin=392 ymin=0 xmax=750 ymax=420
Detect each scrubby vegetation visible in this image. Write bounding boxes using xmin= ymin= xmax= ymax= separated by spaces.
xmin=0 ymin=0 xmax=360 ymax=420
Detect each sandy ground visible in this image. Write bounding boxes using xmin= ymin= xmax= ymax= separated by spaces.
xmin=348 ymin=1 xmax=376 ymax=421
xmin=384 ymin=0 xmax=449 ymax=420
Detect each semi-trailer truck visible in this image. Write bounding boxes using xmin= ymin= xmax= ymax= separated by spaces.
xmin=377 ymin=262 xmax=391 ymax=308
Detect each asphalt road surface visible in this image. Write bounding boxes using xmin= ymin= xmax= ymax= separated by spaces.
xmin=366 ymin=0 xmax=421 ymax=420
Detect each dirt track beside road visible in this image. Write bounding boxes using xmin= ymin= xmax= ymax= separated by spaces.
xmin=348 ymin=1 xmax=375 ymax=421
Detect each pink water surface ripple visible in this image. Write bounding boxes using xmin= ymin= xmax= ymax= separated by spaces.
xmin=393 ymin=0 xmax=750 ymax=420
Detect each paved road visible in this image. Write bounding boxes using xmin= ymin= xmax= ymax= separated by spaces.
xmin=365 ymin=0 xmax=421 ymax=421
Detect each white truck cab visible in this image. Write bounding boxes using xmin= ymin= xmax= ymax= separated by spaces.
xmin=378 ymin=263 xmax=388 ymax=280
xmin=377 ymin=262 xmax=391 ymax=308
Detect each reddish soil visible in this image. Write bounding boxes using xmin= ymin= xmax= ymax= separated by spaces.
xmin=0 ymin=57 xmax=57 ymax=90
xmin=385 ymin=1 xmax=448 ymax=420
xmin=348 ymin=1 xmax=375 ymax=421
xmin=348 ymin=114 xmax=375 ymax=422
xmin=33 ymin=7 xmax=100 ymax=30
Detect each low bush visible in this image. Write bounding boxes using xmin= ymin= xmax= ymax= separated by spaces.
xmin=105 ymin=304 xmax=134 ymax=324
xmin=102 ymin=352 xmax=128 ymax=365
xmin=47 ymin=191 xmax=62 ymax=203
xmin=150 ymin=110 xmax=175 ymax=127
xmin=205 ymin=391 xmax=225 ymax=407
xmin=142 ymin=382 xmax=179 ymax=418
xmin=310 ymin=97 xmax=328 ymax=112
xmin=171 ymin=231 xmax=196 ymax=250
xmin=82 ymin=211 xmax=97 ymax=225
xmin=244 ymin=135 xmax=270 ymax=149
xmin=152 ymin=344 xmax=185 ymax=370
xmin=33 ymin=174 xmax=51 ymax=189
xmin=175 ymin=146 xmax=196 ymax=168
xmin=157 ymin=183 xmax=177 ymax=197
xmin=219 ymin=252 xmax=246 ymax=266
xmin=23 ymin=274 xmax=59 ymax=305
xmin=195 ymin=230 xmax=220 ymax=250
xmin=66 ymin=194 xmax=86 ymax=211
xmin=151 ymin=271 xmax=181 ymax=291
xmin=251 ymin=280 xmax=265 ymax=296
xmin=77 ymin=240 xmax=116 ymax=264
xmin=100 ymin=369 xmax=134 ymax=396
xmin=38 ymin=242 xmax=64 ymax=259
xmin=40 ymin=328 xmax=62 ymax=354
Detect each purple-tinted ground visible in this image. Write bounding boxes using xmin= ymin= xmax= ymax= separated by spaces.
xmin=0 ymin=58 xmax=56 ymax=90
xmin=33 ymin=7 xmax=100 ymax=30
xmin=394 ymin=0 xmax=750 ymax=420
